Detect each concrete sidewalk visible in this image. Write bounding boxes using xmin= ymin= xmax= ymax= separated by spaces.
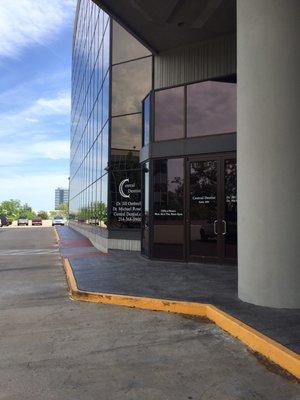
xmin=57 ymin=226 xmax=300 ymax=355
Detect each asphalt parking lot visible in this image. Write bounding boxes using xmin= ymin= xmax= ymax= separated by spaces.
xmin=0 ymin=227 xmax=298 ymax=400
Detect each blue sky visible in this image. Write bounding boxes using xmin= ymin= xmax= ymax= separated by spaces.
xmin=0 ymin=0 xmax=76 ymax=211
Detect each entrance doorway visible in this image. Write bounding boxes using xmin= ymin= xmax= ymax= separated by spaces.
xmin=188 ymin=154 xmax=237 ymax=263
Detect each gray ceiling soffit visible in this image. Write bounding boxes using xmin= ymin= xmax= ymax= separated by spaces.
xmin=92 ymin=0 xmax=236 ymax=53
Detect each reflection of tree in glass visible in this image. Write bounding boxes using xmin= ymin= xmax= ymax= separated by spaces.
xmin=92 ymin=201 xmax=108 ymax=225
xmin=225 ymin=160 xmax=236 ymax=198
xmin=78 ymin=202 xmax=107 ymax=225
xmin=153 ymin=159 xmax=184 ymax=221
xmin=190 ymin=161 xmax=217 ymax=221
xmin=168 ymin=176 xmax=184 ymax=213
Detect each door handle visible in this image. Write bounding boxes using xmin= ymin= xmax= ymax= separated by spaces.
xmin=214 ymin=220 xmax=218 ymax=235
xmin=222 ymin=220 xmax=227 ymax=235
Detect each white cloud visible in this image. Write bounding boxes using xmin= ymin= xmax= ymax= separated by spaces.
xmin=0 ymin=0 xmax=76 ymax=59
xmin=26 ymin=92 xmax=71 ymax=116
xmin=32 ymin=140 xmax=70 ymax=160
xmin=25 ymin=117 xmax=39 ymax=123
xmin=0 ymin=92 xmax=71 ymax=138
xmin=0 ymin=173 xmax=69 ymax=210
xmin=0 ymin=140 xmax=70 ymax=166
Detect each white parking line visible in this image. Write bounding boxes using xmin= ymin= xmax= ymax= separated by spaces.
xmin=0 ymin=248 xmax=59 ymax=256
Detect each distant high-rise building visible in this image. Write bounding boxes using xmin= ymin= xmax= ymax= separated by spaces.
xmin=55 ymin=188 xmax=69 ymax=210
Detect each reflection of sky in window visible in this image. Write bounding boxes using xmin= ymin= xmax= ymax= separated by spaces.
xmin=112 ymin=21 xmax=151 ymax=64
xmin=103 ymin=24 xmax=110 ymax=73
xmin=111 ymin=114 xmax=142 ymax=150
xmin=143 ymin=96 xmax=150 ymax=146
xmin=187 ymin=81 xmax=236 ymax=137
xmin=102 ymin=72 xmax=110 ymax=125
xmin=154 ymin=87 xmax=184 ymax=141
xmin=70 ymin=2 xmax=110 ymax=215
xmin=112 ymin=57 xmax=152 ymax=116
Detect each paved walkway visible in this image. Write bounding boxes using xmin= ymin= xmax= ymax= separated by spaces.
xmin=57 ymin=226 xmax=300 ymax=355
xmin=2 ymin=227 xmax=300 ymax=399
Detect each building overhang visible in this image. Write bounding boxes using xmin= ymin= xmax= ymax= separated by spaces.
xmin=93 ymin=0 xmax=236 ymax=53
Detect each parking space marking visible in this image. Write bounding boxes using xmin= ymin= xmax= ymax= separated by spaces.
xmin=0 ymin=248 xmax=59 ymax=256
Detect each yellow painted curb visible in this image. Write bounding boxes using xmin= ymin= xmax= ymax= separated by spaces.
xmin=206 ymin=305 xmax=300 ymax=379
xmin=61 ymin=256 xmax=300 ymax=379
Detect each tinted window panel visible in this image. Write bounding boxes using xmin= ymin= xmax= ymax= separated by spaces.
xmin=143 ymin=95 xmax=150 ymax=146
xmin=224 ymin=159 xmax=237 ymax=258
xmin=189 ymin=160 xmax=218 ymax=258
xmin=103 ymin=21 xmax=110 ymax=74
xmin=102 ymin=71 xmax=109 ymax=126
xmin=112 ymin=21 xmax=151 ymax=64
xmin=153 ymin=158 xmax=184 ymax=259
xmin=154 ymin=87 xmax=184 ymax=141
xmin=141 ymin=162 xmax=150 ymax=256
xmin=111 ymin=114 xmax=142 ymax=151
xmin=112 ymin=57 xmax=152 ymax=116
xmin=187 ymin=81 xmax=236 ymax=137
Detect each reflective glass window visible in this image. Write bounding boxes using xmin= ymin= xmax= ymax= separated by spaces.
xmin=224 ymin=159 xmax=237 ymax=259
xmin=187 ymin=81 xmax=236 ymax=137
xmin=153 ymin=158 xmax=184 ymax=259
xmin=142 ymin=95 xmax=150 ymax=146
xmin=112 ymin=57 xmax=152 ymax=116
xmin=102 ymin=122 xmax=109 ymax=175
xmin=102 ymin=71 xmax=109 ymax=126
xmin=154 ymin=87 xmax=184 ymax=141
xmin=112 ymin=21 xmax=151 ymax=64
xmin=111 ymin=114 xmax=142 ymax=151
xmin=141 ymin=162 xmax=150 ymax=256
xmin=69 ymin=0 xmax=110 ymax=223
xmin=100 ymin=173 xmax=108 ymax=228
xmin=103 ymin=22 xmax=110 ymax=74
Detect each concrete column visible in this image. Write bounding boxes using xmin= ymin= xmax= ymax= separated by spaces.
xmin=237 ymin=0 xmax=300 ymax=308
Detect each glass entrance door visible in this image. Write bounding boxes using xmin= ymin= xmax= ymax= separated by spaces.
xmin=188 ymin=154 xmax=237 ymax=263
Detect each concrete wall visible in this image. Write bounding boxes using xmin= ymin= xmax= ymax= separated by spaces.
xmin=154 ymin=34 xmax=236 ymax=89
xmin=69 ymin=222 xmax=141 ymax=252
xmin=109 ymin=238 xmax=140 ymax=252
xmin=237 ymin=0 xmax=300 ymax=308
xmin=69 ymin=222 xmax=109 ymax=253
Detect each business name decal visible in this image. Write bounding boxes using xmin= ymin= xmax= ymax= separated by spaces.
xmin=112 ymin=177 xmax=141 ymax=224
xmin=119 ymin=178 xmax=141 ymax=198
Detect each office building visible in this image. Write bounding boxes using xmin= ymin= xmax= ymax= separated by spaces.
xmin=69 ymin=0 xmax=300 ymax=309
xmin=55 ymin=187 xmax=69 ymax=209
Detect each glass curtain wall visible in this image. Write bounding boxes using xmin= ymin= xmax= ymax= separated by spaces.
xmin=69 ymin=0 xmax=110 ymax=227
xmin=109 ymin=21 xmax=152 ymax=229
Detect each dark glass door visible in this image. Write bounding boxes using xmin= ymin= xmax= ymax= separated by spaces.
xmin=188 ymin=154 xmax=237 ymax=263
xmin=141 ymin=162 xmax=150 ymax=256
xmin=223 ymin=158 xmax=237 ymax=261
xmin=189 ymin=159 xmax=220 ymax=261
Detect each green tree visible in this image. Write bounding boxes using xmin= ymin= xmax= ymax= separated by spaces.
xmin=37 ymin=210 xmax=49 ymax=220
xmin=49 ymin=210 xmax=57 ymax=219
xmin=19 ymin=203 xmax=36 ymax=220
xmin=0 ymin=199 xmax=22 ymax=220
xmin=55 ymin=202 xmax=69 ymax=218
xmin=93 ymin=201 xmax=107 ymax=225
